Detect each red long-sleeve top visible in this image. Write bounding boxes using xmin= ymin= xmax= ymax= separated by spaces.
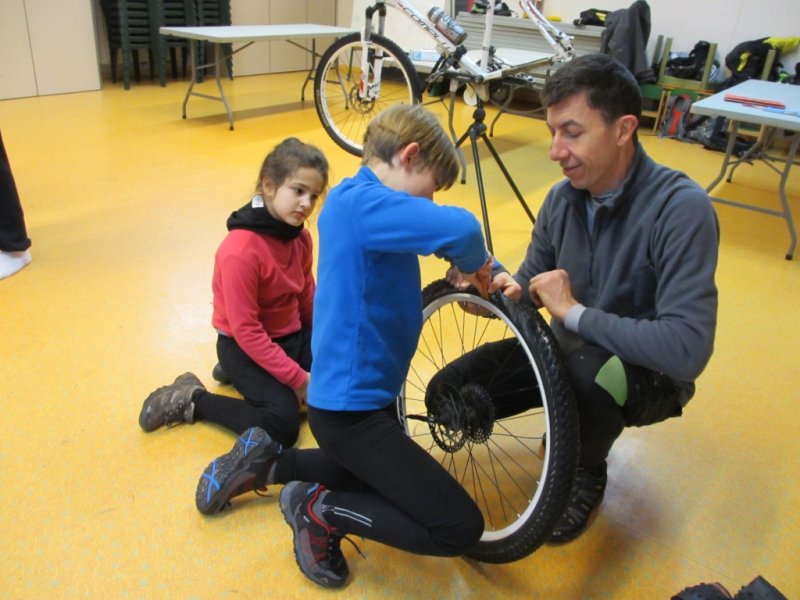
xmin=211 ymin=228 xmax=314 ymax=390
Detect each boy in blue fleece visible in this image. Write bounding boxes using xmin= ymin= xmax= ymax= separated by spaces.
xmin=195 ymin=104 xmax=493 ymax=588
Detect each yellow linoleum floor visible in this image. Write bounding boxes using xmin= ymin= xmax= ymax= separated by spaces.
xmin=1 ymin=71 xmax=799 ymax=599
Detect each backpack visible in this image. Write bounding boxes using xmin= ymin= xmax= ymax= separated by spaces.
xmin=724 ymin=38 xmax=779 ymax=84
xmin=659 ymin=94 xmax=694 ymax=139
xmin=665 ymin=41 xmax=713 ymax=81
xmin=573 ymin=8 xmax=612 ymax=27
xmin=471 ymin=1 xmax=513 ymax=16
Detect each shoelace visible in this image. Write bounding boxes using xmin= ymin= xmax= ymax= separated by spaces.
xmin=217 ymin=486 xmax=271 ymax=511
xmin=333 ymin=534 xmax=366 ymax=561
xmin=164 ymin=411 xmax=187 ymax=428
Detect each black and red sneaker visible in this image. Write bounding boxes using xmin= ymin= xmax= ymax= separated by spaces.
xmin=279 ymin=482 xmax=349 ymax=588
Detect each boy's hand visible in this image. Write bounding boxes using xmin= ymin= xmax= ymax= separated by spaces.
xmin=460 ymin=255 xmax=493 ymax=299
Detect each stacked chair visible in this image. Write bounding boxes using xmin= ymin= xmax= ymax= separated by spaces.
xmin=100 ymin=0 xmax=166 ymax=90
xmin=153 ymin=0 xmax=197 ymax=80
xmin=100 ymin=0 xmax=231 ymax=88
xmin=194 ymin=0 xmax=233 ymax=82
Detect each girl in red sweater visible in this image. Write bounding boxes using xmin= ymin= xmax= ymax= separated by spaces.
xmin=139 ymin=138 xmax=328 ymax=458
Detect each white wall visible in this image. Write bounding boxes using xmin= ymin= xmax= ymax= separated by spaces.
xmin=0 ymin=0 xmax=101 ymax=100
xmin=348 ymin=0 xmax=800 ymax=76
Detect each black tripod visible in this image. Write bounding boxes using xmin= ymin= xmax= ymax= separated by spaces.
xmin=454 ymin=97 xmax=535 ymax=254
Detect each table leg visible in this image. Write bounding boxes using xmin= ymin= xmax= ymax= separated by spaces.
xmin=708 ymin=122 xmax=799 ymax=260
xmin=212 ymin=44 xmax=234 ymax=131
xmin=778 ymin=132 xmax=799 ymax=260
xmin=181 ymin=42 xmax=197 ymax=119
xmin=301 ymin=39 xmax=316 ymax=102
xmin=705 ymin=120 xmax=739 ymax=192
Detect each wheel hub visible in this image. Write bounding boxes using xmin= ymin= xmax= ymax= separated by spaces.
xmin=348 ymin=86 xmax=377 ymax=114
xmin=427 ymin=382 xmax=495 ymax=452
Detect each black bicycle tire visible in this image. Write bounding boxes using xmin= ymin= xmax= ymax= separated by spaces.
xmin=313 ymin=33 xmax=423 ymax=157
xmin=402 ymin=279 xmax=579 ymax=563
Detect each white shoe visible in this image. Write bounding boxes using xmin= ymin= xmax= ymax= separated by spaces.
xmin=0 ymin=249 xmax=32 ymax=280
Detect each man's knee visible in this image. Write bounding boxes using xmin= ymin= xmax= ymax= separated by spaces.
xmin=565 ymin=346 xmax=621 ymax=409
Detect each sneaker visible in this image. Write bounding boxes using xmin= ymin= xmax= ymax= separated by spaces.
xmin=195 ymin=427 xmax=281 ymax=514
xmin=280 ymin=482 xmax=349 ymax=588
xmin=0 ymin=249 xmax=32 ymax=280
xmin=138 ymin=372 xmax=204 ymax=432
xmin=548 ymin=462 xmax=607 ymax=543
xmin=211 ymin=363 xmax=230 ymax=384
xmin=672 ymin=582 xmax=732 ymax=600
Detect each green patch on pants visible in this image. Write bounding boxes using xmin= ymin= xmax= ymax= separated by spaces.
xmin=595 ymin=355 xmax=627 ymax=407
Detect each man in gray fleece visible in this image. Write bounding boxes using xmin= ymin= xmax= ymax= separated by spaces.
xmin=447 ymin=53 xmax=720 ymax=543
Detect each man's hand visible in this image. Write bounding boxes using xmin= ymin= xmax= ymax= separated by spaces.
xmin=528 ymin=269 xmax=577 ymax=321
xmin=489 ymin=271 xmax=522 ymax=300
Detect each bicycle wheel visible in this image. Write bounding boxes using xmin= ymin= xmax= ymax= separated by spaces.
xmin=398 ymin=279 xmax=579 ymax=563
xmin=314 ymin=33 xmax=423 ymax=156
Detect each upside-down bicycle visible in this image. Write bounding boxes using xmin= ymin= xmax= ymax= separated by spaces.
xmin=313 ymin=0 xmax=575 ymax=156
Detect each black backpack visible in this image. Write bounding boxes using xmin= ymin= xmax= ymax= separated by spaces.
xmin=573 ymin=8 xmax=612 ymax=26
xmin=724 ymin=38 xmax=779 ymax=84
xmin=665 ymin=41 xmax=713 ymax=81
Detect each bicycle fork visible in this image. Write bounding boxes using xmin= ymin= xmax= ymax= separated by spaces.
xmin=358 ymin=2 xmax=389 ymax=103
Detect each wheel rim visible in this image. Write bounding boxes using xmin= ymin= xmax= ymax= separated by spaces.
xmin=399 ymin=292 xmax=553 ymax=542
xmin=316 ymin=39 xmax=418 ymax=155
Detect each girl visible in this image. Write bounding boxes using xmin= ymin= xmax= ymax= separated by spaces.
xmin=138 ymin=138 xmax=328 ymax=462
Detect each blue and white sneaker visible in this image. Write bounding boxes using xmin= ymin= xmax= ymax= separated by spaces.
xmin=195 ymin=427 xmax=281 ymax=514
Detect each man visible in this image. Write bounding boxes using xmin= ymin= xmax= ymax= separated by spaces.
xmin=447 ymin=53 xmax=720 ymax=542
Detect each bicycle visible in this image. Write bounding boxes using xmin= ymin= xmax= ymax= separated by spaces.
xmin=398 ymin=278 xmax=579 ymax=563
xmin=313 ymin=0 xmax=575 ymax=156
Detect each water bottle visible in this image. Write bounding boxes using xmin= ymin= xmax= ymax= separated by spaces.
xmin=427 ymin=6 xmax=467 ymax=45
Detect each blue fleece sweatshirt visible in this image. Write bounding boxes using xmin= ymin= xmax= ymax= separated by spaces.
xmin=308 ymin=167 xmax=488 ymax=412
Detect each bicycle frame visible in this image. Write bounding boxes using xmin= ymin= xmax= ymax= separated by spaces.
xmin=358 ymin=0 xmax=499 ymax=105
xmin=516 ymin=0 xmax=575 ymax=63
xmin=356 ymin=0 xmax=574 ymax=102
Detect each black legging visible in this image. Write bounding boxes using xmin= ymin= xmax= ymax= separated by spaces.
xmin=0 ymin=131 xmax=31 ymax=253
xmin=274 ymin=405 xmax=484 ymax=557
xmin=192 ymin=329 xmax=311 ymax=448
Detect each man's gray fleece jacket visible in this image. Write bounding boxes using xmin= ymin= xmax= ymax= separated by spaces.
xmin=513 ymin=144 xmax=719 ymax=404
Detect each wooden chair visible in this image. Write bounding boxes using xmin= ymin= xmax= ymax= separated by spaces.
xmin=640 ymin=82 xmax=666 ymax=135
xmin=657 ymin=38 xmax=717 ymax=93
